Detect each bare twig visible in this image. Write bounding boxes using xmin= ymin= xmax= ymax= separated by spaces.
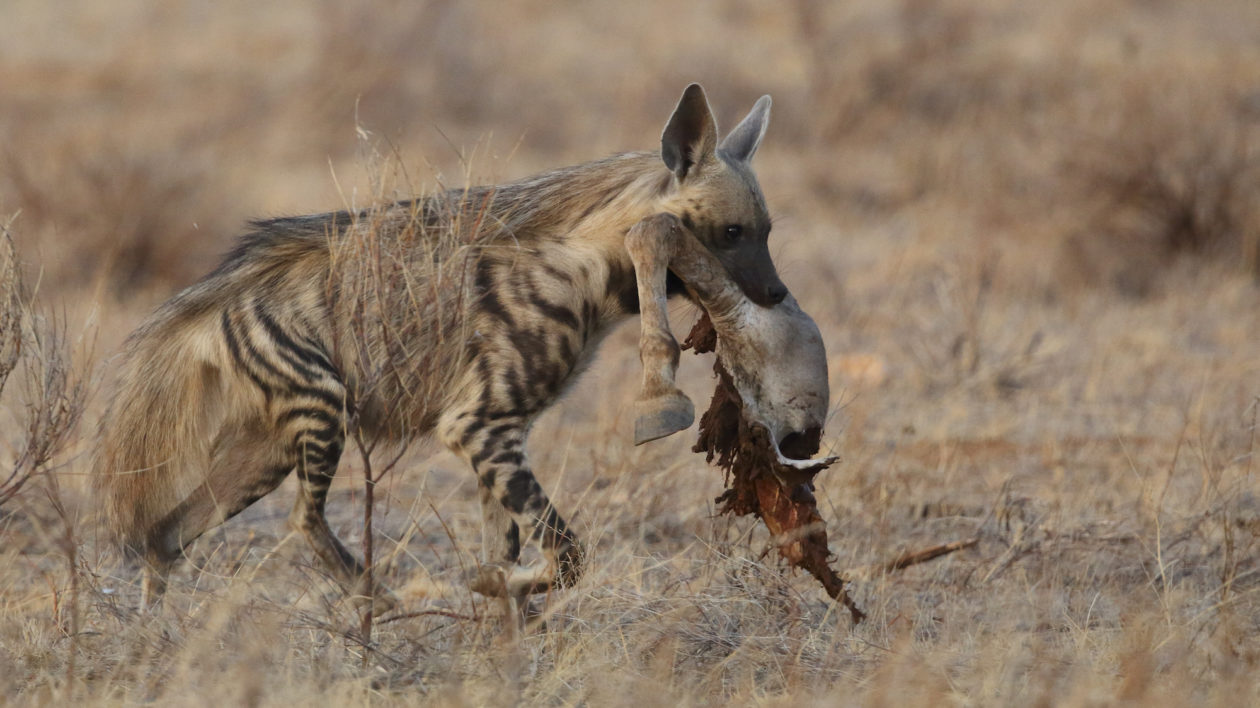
xmin=377 ymin=609 xmax=482 ymax=625
xmin=0 ymin=217 xmax=92 ymax=697
xmin=0 ymin=220 xmax=21 ymax=395
xmin=326 ymin=131 xmax=481 ymax=660
xmin=881 ymin=537 xmax=979 ymax=573
xmin=981 ymin=541 xmax=1041 ymax=584
xmin=0 ymin=218 xmax=90 ymax=509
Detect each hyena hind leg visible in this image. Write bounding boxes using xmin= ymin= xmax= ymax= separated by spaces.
xmin=134 ymin=422 xmax=295 ymax=609
xmin=139 ymin=552 xmax=175 ymax=611
xmin=285 ymin=409 xmax=398 ymax=614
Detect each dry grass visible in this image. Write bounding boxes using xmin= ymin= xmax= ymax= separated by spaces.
xmin=3 ymin=0 xmax=1260 ymax=704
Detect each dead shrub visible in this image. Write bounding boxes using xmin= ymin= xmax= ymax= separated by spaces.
xmin=1066 ymin=80 xmax=1260 ymax=294
xmin=292 ymin=2 xmax=454 ymax=150
xmin=0 ymin=217 xmax=89 ymax=509
xmin=790 ymin=0 xmax=989 ymax=143
xmin=2 ymin=144 xmax=232 ymax=296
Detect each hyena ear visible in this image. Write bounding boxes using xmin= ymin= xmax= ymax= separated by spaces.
xmin=661 ymin=84 xmax=719 ymax=181
xmin=718 ymin=95 xmax=771 ymax=163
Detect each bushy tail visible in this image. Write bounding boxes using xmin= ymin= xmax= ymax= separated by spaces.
xmin=92 ymin=309 xmax=227 ymax=558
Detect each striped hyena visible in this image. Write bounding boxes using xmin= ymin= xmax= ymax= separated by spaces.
xmin=94 ymin=84 xmax=795 ymax=608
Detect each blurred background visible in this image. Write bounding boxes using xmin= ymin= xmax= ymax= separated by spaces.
xmin=3 ymin=2 xmax=1260 ymax=701
xmin=5 ymin=0 xmax=1260 ymax=447
xmin=4 ymin=0 xmax=1259 ymax=305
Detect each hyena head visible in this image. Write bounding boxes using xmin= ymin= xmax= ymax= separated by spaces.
xmin=661 ymin=84 xmax=787 ymax=308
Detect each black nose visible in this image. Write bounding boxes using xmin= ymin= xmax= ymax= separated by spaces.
xmin=765 ymin=284 xmax=788 ymax=305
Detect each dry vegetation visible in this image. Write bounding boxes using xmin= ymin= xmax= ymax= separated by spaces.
xmin=3 ymin=0 xmax=1260 ymax=704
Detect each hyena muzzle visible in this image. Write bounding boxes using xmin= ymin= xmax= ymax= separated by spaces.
xmin=94 ymin=83 xmax=796 ymax=609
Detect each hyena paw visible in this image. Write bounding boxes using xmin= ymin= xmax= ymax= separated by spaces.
xmin=350 ymin=583 xmax=399 ymax=615
xmin=553 ymin=540 xmax=584 ymax=589
xmin=469 ymin=562 xmax=552 ymax=598
xmin=469 ymin=543 xmax=584 ymax=598
xmin=371 ymin=588 xmax=399 ymax=615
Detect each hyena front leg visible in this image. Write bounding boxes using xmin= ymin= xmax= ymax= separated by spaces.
xmin=478 ymin=482 xmax=521 ymax=566
xmin=459 ymin=416 xmax=583 ymax=599
xmin=475 ymin=479 xmax=530 ymax=634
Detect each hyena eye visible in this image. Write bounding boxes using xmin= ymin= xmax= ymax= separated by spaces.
xmin=722 ymin=225 xmax=743 ymax=245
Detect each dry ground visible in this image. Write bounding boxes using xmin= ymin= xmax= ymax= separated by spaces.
xmin=2 ymin=1 xmax=1260 ymax=705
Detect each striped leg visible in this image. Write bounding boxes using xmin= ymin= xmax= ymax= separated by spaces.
xmin=462 ymin=416 xmax=583 ymax=598
xmin=476 ymin=480 xmax=530 ymax=634
xmin=285 ymin=405 xmax=353 ymax=576
xmin=283 ymin=400 xmax=396 ymax=612
xmin=479 ymin=481 xmax=522 ymax=565
xmin=220 ymin=301 xmax=394 ymax=610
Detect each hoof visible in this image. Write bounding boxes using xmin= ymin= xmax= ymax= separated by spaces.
xmin=634 ymin=393 xmax=695 ymax=445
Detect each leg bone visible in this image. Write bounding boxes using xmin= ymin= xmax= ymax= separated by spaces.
xmin=625 ymin=213 xmax=694 ymax=444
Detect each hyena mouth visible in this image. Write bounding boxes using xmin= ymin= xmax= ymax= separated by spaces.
xmin=626 ymin=212 xmax=835 ymax=477
xmin=627 ymin=211 xmax=866 ymax=622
